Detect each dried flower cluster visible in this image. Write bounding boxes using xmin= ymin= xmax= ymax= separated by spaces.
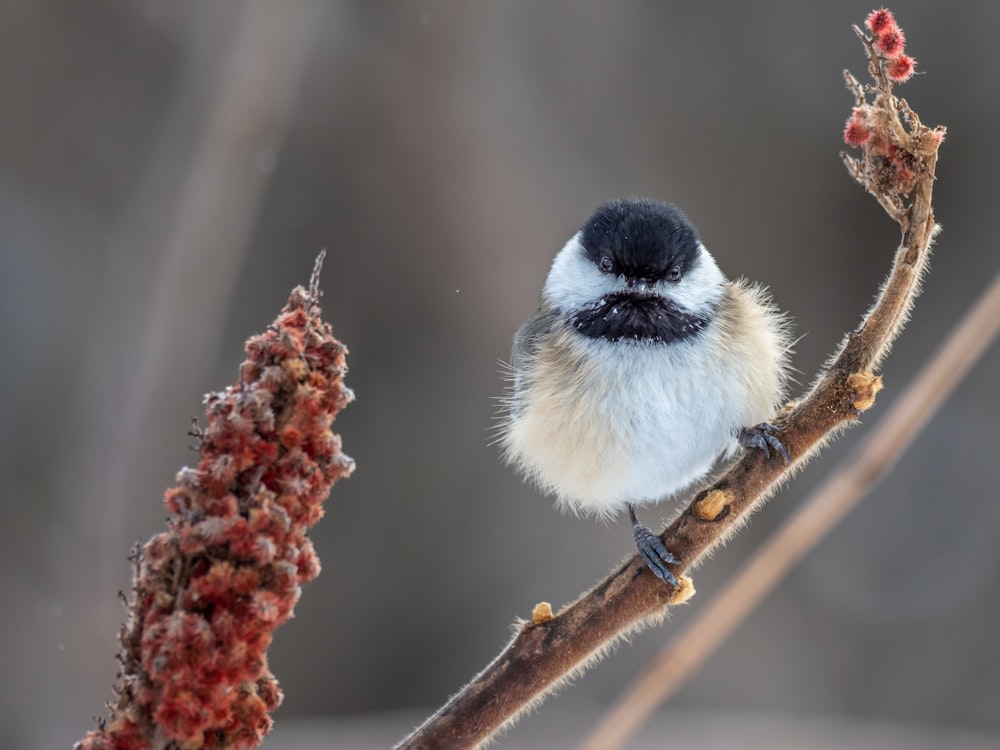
xmin=869 ymin=9 xmax=914 ymax=77
xmin=77 ymin=257 xmax=354 ymax=750
xmin=841 ymin=9 xmax=945 ymax=222
xmin=844 ymin=9 xmax=917 ymax=147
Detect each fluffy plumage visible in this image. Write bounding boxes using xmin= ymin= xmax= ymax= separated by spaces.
xmin=499 ymin=198 xmax=791 ymax=519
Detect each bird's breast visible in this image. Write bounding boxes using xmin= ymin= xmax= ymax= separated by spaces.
xmin=502 ymin=323 xmax=742 ymax=517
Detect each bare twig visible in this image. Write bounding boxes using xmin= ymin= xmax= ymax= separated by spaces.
xmin=580 ymin=266 xmax=1000 ymax=750
xmin=396 ymin=11 xmax=946 ymax=749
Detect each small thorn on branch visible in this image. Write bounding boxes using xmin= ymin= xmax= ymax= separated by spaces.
xmin=309 ymin=249 xmax=327 ymax=307
xmin=187 ymin=418 xmax=205 ymax=447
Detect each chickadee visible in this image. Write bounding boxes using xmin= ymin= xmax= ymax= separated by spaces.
xmin=499 ymin=198 xmax=792 ymax=585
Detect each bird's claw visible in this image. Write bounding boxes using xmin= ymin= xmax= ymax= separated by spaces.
xmin=629 ymin=504 xmax=679 ymax=586
xmin=739 ymin=422 xmax=791 ymax=464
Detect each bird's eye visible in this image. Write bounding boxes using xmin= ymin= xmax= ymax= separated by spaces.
xmin=667 ymin=265 xmax=683 ymax=282
xmin=599 ymin=256 xmax=615 ymax=274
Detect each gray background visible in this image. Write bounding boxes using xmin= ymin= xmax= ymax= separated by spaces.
xmin=2 ymin=2 xmax=998 ymax=748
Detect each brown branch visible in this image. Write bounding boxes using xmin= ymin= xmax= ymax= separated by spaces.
xmin=396 ymin=12 xmax=945 ymax=749
xmin=580 ymin=265 xmax=1000 ymax=750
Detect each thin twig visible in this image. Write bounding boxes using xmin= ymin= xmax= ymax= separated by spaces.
xmin=579 ymin=266 xmax=1000 ymax=750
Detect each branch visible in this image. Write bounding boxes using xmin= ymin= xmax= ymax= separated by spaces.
xmin=396 ymin=10 xmax=945 ymax=749
xmin=580 ymin=264 xmax=1000 ymax=750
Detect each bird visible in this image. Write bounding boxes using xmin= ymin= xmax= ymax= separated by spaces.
xmin=498 ymin=197 xmax=792 ymax=584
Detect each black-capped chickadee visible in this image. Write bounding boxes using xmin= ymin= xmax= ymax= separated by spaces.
xmin=499 ymin=198 xmax=792 ymax=585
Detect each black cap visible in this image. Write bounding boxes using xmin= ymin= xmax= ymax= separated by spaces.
xmin=580 ymin=198 xmax=701 ymax=281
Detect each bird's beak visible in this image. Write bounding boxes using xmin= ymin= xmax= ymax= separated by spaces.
xmin=625 ymin=277 xmax=656 ymax=295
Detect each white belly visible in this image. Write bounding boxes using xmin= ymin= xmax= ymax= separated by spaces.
xmin=502 ymin=327 xmax=765 ymax=519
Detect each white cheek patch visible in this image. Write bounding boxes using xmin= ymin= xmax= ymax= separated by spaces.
xmin=542 ymin=234 xmax=619 ymax=313
xmin=659 ymin=243 xmax=726 ymax=316
xmin=545 ymin=237 xmax=726 ymax=319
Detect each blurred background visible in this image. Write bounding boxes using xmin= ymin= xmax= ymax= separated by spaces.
xmin=2 ymin=1 xmax=998 ymax=748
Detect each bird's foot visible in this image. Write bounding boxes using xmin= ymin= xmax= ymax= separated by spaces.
xmin=739 ymin=422 xmax=791 ymax=464
xmin=628 ymin=503 xmax=678 ymax=586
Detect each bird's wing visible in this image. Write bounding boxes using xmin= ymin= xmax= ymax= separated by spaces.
xmin=510 ymin=306 xmax=560 ymax=372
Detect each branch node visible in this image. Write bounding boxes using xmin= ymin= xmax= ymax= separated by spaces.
xmin=848 ymin=371 xmax=884 ymax=412
xmin=531 ymin=602 xmax=555 ymax=625
xmin=667 ymin=576 xmax=696 ymax=606
xmin=693 ymin=489 xmax=734 ymax=522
